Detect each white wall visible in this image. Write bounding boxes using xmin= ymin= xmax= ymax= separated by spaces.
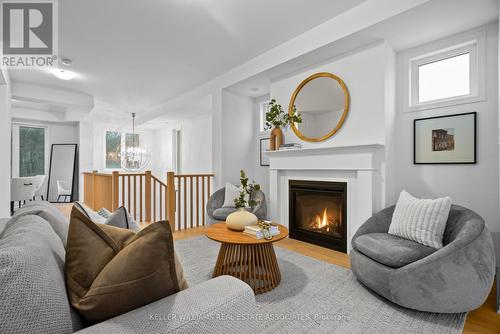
xmin=179 ymin=112 xmax=213 ymax=174
xmin=79 ymin=119 xmax=93 ymax=201
xmin=77 ymin=119 xmax=173 ymax=200
xmin=269 ymin=42 xmax=394 ymax=209
xmin=393 ymin=23 xmax=499 ymax=233
xmin=215 ymin=43 xmax=394 ymax=211
xmin=50 ymin=123 xmax=79 ymax=144
xmin=88 ymin=123 xmax=159 ymax=173
xmin=220 ymin=90 xmax=254 ymax=186
xmin=211 ymin=89 xmax=223 ymax=189
xmin=153 ymin=112 xmax=214 ymax=178
xmin=0 ymin=69 xmax=11 ymax=217
xmin=253 ymin=94 xmax=271 ymax=205
xmin=217 ymin=25 xmax=499 ymax=239
xmin=271 ymin=42 xmax=388 ymax=148
xmin=213 ymin=43 xmax=394 ymax=214
xmin=384 ymin=45 xmax=397 ymax=206
xmin=79 ymin=112 xmax=212 ymax=185
xmin=155 ymin=127 xmax=174 ymax=176
xmin=496 ymin=5 xmax=500 ymax=261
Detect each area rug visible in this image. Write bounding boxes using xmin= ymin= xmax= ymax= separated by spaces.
xmin=175 ymin=236 xmax=467 ymax=334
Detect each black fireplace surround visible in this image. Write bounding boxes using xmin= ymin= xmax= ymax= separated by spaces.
xmin=289 ymin=180 xmax=347 ymax=253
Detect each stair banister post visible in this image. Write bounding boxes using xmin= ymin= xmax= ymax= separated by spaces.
xmin=145 ymin=171 xmax=152 ymax=223
xmin=111 ymin=171 xmax=119 ymax=211
xmin=166 ymin=171 xmax=176 ymax=232
xmin=91 ymin=171 xmax=97 ymax=210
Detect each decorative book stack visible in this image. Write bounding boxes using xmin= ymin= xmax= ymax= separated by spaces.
xmin=243 ymin=222 xmax=280 ymax=239
xmin=278 ymin=143 xmax=302 ymax=151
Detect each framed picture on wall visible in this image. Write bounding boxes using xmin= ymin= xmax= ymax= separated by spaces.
xmin=260 ymin=138 xmax=270 ymax=166
xmin=414 ymin=112 xmax=476 ymax=164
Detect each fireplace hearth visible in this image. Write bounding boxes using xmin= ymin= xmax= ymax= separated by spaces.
xmin=289 ymin=180 xmax=347 ymax=253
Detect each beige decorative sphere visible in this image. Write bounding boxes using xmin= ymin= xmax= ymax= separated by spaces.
xmin=226 ymin=208 xmax=258 ymax=231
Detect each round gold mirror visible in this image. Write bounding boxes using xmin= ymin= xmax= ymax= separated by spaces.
xmin=289 ymin=72 xmax=350 ymax=142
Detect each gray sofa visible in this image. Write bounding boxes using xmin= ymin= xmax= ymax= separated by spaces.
xmin=206 ymin=187 xmax=267 ymax=225
xmin=0 ymin=201 xmax=257 ymax=334
xmin=350 ymin=204 xmax=496 ymax=313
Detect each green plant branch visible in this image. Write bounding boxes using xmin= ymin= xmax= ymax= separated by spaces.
xmin=234 ymin=170 xmax=261 ymax=209
xmin=264 ymin=98 xmax=302 ymax=130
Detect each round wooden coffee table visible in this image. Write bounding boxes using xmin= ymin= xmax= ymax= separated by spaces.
xmin=206 ymin=223 xmax=289 ymax=295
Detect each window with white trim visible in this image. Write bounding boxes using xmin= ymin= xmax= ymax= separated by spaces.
xmin=105 ymin=131 xmax=121 ymax=169
xmin=410 ymin=42 xmax=478 ymax=108
xmin=402 ymin=29 xmax=485 ymax=112
xmin=105 ymin=130 xmax=141 ymax=169
xmin=11 ymin=124 xmax=48 ymax=177
xmin=417 ymin=52 xmax=470 ymax=103
xmin=259 ymin=100 xmax=270 ymax=132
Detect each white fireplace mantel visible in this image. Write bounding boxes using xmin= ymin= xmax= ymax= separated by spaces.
xmin=266 ymin=144 xmax=384 ymax=171
xmin=267 ymin=144 xmax=385 ymax=253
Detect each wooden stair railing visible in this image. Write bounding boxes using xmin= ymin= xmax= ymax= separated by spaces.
xmin=174 ymin=174 xmax=214 ymax=230
xmin=83 ymin=171 xmax=213 ymax=231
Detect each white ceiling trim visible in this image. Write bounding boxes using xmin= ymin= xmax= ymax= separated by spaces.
xmin=11 ymin=82 xmax=94 ymax=122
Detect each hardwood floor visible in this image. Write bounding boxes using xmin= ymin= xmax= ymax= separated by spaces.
xmin=173 ymin=226 xmax=499 ymax=334
xmin=57 ymin=204 xmax=498 ymax=333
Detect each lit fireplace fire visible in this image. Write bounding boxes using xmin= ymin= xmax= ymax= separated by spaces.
xmin=289 ymin=179 xmax=347 ymax=252
xmin=309 ymin=208 xmax=340 ymax=234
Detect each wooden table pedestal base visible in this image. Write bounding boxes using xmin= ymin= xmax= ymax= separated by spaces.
xmin=213 ymin=242 xmax=281 ymax=295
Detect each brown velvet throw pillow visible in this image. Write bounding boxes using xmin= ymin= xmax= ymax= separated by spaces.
xmin=65 ymin=206 xmax=187 ymax=322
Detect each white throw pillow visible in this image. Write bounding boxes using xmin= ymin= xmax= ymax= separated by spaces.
xmin=74 ymin=202 xmax=140 ymax=231
xmin=222 ymin=182 xmax=249 ymax=208
xmin=388 ymin=190 xmax=452 ymax=249
xmin=97 ymin=207 xmax=112 ymax=219
xmin=74 ymin=201 xmax=106 ymax=224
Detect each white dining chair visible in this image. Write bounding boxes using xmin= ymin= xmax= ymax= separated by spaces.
xmin=34 ymin=175 xmax=48 ymax=201
xmin=11 ymin=177 xmax=36 ymax=214
xmin=57 ymin=180 xmax=72 ymax=202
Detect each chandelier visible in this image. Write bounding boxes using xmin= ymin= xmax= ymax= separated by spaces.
xmin=121 ymin=113 xmax=151 ymax=171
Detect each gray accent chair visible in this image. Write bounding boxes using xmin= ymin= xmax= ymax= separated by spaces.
xmin=206 ymin=187 xmax=267 ymax=225
xmin=350 ymin=205 xmax=496 ymax=313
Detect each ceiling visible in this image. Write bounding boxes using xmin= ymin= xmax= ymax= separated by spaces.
xmin=361 ymin=0 xmax=498 ymax=51
xmin=8 ymin=0 xmax=365 ymax=115
xmin=226 ymin=0 xmax=499 ymax=98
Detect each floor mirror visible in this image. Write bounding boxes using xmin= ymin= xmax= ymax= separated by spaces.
xmin=47 ymin=144 xmax=78 ymax=203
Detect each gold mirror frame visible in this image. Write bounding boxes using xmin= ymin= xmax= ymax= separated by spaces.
xmin=289 ymin=72 xmax=350 ymax=142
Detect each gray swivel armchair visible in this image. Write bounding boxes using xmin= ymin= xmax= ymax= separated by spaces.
xmin=350 ymin=205 xmax=496 ymax=313
xmin=206 ymin=187 xmax=267 ymax=225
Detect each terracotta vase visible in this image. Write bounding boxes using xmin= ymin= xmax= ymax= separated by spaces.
xmin=269 ymin=127 xmax=284 ymax=151
xmin=226 ymin=208 xmax=258 ymax=231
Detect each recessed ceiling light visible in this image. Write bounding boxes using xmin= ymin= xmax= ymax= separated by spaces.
xmin=61 ymin=58 xmax=73 ymax=66
xmin=50 ymin=68 xmax=77 ymax=80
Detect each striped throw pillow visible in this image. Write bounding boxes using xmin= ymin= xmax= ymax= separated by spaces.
xmin=388 ymin=190 xmax=451 ymax=249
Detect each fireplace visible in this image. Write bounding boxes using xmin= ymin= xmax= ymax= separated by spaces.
xmin=289 ymin=180 xmax=347 ymax=253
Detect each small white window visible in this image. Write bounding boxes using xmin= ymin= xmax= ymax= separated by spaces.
xmin=259 ymin=101 xmax=270 ymax=132
xmin=404 ymin=29 xmax=485 ymax=112
xmin=417 ymin=53 xmax=470 ymax=103
xmin=105 ymin=131 xmax=121 ymax=169
xmin=104 ymin=130 xmax=143 ymax=170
